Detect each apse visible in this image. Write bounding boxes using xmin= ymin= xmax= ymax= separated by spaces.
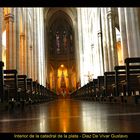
xmin=45 ymin=9 xmax=77 ymax=95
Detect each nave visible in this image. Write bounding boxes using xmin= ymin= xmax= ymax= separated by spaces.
xmin=0 ymin=99 xmax=140 ymax=133
xmin=1 ymin=7 xmax=140 ymax=134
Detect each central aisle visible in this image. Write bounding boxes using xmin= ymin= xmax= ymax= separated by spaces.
xmin=0 ymin=99 xmax=140 ymax=132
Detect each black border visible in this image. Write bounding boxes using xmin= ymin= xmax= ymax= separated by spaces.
xmin=0 ymin=0 xmax=140 ymax=138
xmin=0 ymin=132 xmax=140 ymax=139
xmin=0 ymin=0 xmax=140 ymax=7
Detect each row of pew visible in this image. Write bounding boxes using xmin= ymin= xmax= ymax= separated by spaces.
xmin=0 ymin=61 xmax=58 ymax=110
xmin=70 ymin=57 xmax=140 ymax=104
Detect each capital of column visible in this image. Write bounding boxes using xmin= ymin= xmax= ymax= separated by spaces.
xmin=107 ymin=8 xmax=111 ymax=12
xmin=20 ymin=33 xmax=25 ymax=39
xmin=4 ymin=13 xmax=14 ymax=23
xmin=107 ymin=10 xmax=113 ymax=20
xmin=97 ymin=30 xmax=102 ymax=37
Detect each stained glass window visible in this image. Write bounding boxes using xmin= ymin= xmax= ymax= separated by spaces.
xmin=49 ymin=18 xmax=73 ymax=55
xmin=56 ymin=32 xmax=60 ymax=53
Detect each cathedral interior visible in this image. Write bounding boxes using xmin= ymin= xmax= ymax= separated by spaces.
xmin=0 ymin=7 xmax=140 ymax=134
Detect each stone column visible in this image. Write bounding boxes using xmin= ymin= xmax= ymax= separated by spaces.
xmin=4 ymin=13 xmax=14 ymax=69
xmin=20 ymin=33 xmax=25 ymax=74
xmin=125 ymin=8 xmax=140 ymax=57
xmin=94 ymin=8 xmax=104 ymax=76
xmin=32 ymin=9 xmax=36 ymax=81
xmin=104 ymin=8 xmax=113 ymax=71
xmin=118 ymin=8 xmax=128 ymax=63
xmin=29 ymin=11 xmax=34 ymax=79
xmin=32 ymin=8 xmax=38 ymax=81
xmin=82 ymin=8 xmax=91 ymax=83
xmin=0 ymin=8 xmax=3 ymax=61
xmin=101 ymin=8 xmax=109 ymax=72
xmin=28 ymin=45 xmax=32 ymax=78
xmin=35 ymin=9 xmax=39 ymax=82
xmin=107 ymin=8 xmax=118 ymax=70
xmin=30 ymin=45 xmax=33 ymax=79
xmin=77 ymin=8 xmax=84 ymax=86
xmin=37 ymin=9 xmax=40 ymax=83
xmin=11 ymin=8 xmax=16 ymax=69
xmin=14 ymin=8 xmax=20 ymax=72
xmin=41 ymin=8 xmax=46 ymax=86
xmin=97 ymin=30 xmax=104 ymax=75
xmin=25 ymin=8 xmax=29 ymax=77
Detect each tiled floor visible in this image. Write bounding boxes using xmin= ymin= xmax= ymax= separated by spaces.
xmin=0 ymin=99 xmax=140 ymax=133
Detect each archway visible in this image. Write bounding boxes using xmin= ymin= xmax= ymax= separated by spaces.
xmin=45 ymin=9 xmax=77 ymax=95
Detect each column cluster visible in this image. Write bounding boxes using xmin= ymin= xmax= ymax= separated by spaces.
xmin=0 ymin=8 xmax=46 ymax=87
xmin=0 ymin=8 xmax=2 ymax=61
xmin=77 ymin=8 xmax=94 ymax=85
xmin=101 ymin=8 xmax=118 ymax=71
xmin=4 ymin=11 xmax=14 ymax=69
xmin=118 ymin=8 xmax=140 ymax=61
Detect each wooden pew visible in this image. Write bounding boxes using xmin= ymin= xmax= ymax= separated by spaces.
xmin=88 ymin=81 xmax=94 ymax=101
xmin=77 ymin=84 xmax=83 ymax=100
xmin=113 ymin=58 xmax=140 ymax=104
xmin=97 ymin=76 xmax=105 ymax=101
xmin=125 ymin=57 xmax=140 ymax=96
xmin=39 ymin=85 xmax=46 ymax=102
xmin=4 ymin=69 xmax=19 ymax=108
xmin=76 ymin=85 xmax=84 ymax=100
xmin=122 ymin=57 xmax=140 ymax=103
xmin=92 ymin=79 xmax=98 ymax=101
xmin=32 ymin=81 xmax=38 ymax=103
xmin=37 ymin=83 xmax=41 ymax=102
xmin=0 ymin=62 xmax=10 ymax=111
xmin=27 ymin=78 xmax=33 ymax=104
xmin=39 ymin=85 xmax=43 ymax=102
xmin=71 ymin=90 xmax=78 ymax=99
xmin=74 ymin=87 xmax=82 ymax=100
xmin=18 ymin=75 xmax=27 ymax=105
xmin=4 ymin=70 xmax=18 ymax=101
xmin=104 ymin=72 xmax=115 ymax=102
xmin=114 ymin=66 xmax=126 ymax=97
xmin=85 ymin=83 xmax=90 ymax=100
xmin=114 ymin=65 xmax=126 ymax=103
xmin=32 ymin=81 xmax=55 ymax=103
xmin=44 ymin=87 xmax=50 ymax=101
xmin=114 ymin=64 xmax=140 ymax=103
xmin=0 ymin=61 xmax=4 ymax=103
